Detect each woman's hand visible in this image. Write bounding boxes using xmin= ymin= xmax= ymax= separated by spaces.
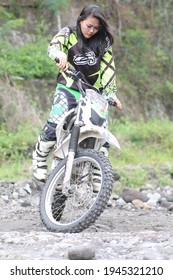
xmin=114 ymin=97 xmax=122 ymax=110
xmin=56 ymin=57 xmax=68 ymax=71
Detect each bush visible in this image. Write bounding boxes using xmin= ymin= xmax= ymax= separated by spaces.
xmin=0 ymin=39 xmax=57 ymax=79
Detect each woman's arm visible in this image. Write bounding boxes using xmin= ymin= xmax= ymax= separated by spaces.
xmin=100 ymin=47 xmax=122 ymax=110
xmin=48 ymin=27 xmax=71 ymax=71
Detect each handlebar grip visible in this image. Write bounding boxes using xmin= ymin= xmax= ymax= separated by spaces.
xmin=54 ymin=59 xmax=75 ymax=74
xmin=108 ymin=98 xmax=117 ymax=107
xmin=55 ymin=58 xmax=60 ymax=63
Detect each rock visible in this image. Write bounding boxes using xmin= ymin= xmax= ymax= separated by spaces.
xmin=140 ymin=183 xmax=154 ymax=191
xmin=68 ymin=245 xmax=95 ymax=260
xmin=166 ymin=195 xmax=173 ymax=202
xmin=143 ymin=250 xmax=165 ymax=260
xmin=23 ymin=184 xmax=32 ymax=195
xmin=0 ymin=195 xmax=9 ymax=203
xmin=115 ymin=197 xmax=126 ymax=207
xmin=163 ymin=246 xmax=173 ymax=258
xmin=20 ymin=201 xmax=31 ymax=207
xmin=160 ymin=198 xmax=170 ymax=208
xmin=12 ymin=191 xmax=19 ymax=199
xmin=19 ymin=188 xmax=28 ymax=197
xmin=146 ymin=193 xmax=161 ymax=207
xmin=121 ymin=188 xmax=148 ymax=203
xmin=132 ymin=199 xmax=144 ymax=209
xmin=0 ymin=198 xmax=6 ymax=205
xmin=168 ymin=204 xmax=173 ymax=211
xmin=144 ymin=204 xmax=152 ymax=210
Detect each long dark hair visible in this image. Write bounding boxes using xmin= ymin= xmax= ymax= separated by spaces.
xmin=75 ymin=4 xmax=114 ymax=56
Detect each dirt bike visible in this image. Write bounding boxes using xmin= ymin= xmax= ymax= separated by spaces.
xmin=40 ymin=66 xmax=121 ymax=233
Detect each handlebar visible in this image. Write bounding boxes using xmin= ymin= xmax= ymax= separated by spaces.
xmin=55 ymin=57 xmax=117 ymax=107
xmin=55 ymin=57 xmax=84 ymax=80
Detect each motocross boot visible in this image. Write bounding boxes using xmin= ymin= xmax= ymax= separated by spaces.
xmin=32 ymin=136 xmax=56 ymax=187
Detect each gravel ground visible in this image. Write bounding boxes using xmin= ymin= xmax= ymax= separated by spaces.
xmin=0 ymin=180 xmax=173 ymax=260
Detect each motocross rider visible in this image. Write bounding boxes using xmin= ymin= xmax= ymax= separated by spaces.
xmin=32 ymin=4 xmax=122 ymax=186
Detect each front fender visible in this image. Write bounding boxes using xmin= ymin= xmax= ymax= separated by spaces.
xmin=79 ymin=125 xmax=121 ymax=150
xmin=100 ymin=129 xmax=121 ymax=150
xmin=53 ymin=124 xmax=120 ymax=159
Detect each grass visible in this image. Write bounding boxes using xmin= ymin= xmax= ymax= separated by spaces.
xmin=0 ymin=118 xmax=173 ymax=188
xmin=0 ymin=158 xmax=32 ymax=181
xmin=109 ymin=117 xmax=173 ymax=189
xmin=110 ymin=117 xmax=173 ymax=162
xmin=0 ymin=123 xmax=39 ymax=180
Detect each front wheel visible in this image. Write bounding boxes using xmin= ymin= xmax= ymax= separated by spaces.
xmin=40 ymin=149 xmax=115 ymax=233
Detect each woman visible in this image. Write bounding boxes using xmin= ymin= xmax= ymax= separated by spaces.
xmin=32 ymin=4 xmax=122 ymax=186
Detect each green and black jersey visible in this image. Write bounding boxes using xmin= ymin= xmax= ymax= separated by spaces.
xmin=48 ymin=27 xmax=117 ymax=97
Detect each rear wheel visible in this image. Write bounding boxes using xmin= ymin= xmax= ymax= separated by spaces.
xmin=40 ymin=149 xmax=115 ymax=233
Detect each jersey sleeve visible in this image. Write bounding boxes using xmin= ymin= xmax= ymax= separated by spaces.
xmin=48 ymin=27 xmax=71 ymax=61
xmin=100 ymin=46 xmax=118 ymax=97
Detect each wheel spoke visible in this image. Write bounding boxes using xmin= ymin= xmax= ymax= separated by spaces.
xmin=46 ymin=157 xmax=101 ymax=225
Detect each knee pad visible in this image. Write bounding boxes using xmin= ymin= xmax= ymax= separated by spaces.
xmin=41 ymin=122 xmax=57 ymax=141
xmin=58 ymin=87 xmax=78 ymax=111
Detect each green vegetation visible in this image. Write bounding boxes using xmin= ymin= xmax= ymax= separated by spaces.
xmin=109 ymin=118 xmax=173 ymax=188
xmin=1 ymin=118 xmax=173 ymax=189
xmin=0 ymin=6 xmax=57 ymax=79
xmin=0 ymin=124 xmax=40 ymax=180
xmin=43 ymin=0 xmax=71 ymax=15
xmin=0 ymin=39 xmax=57 ymax=78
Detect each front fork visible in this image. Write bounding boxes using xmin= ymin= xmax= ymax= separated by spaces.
xmin=62 ymin=102 xmax=82 ymax=195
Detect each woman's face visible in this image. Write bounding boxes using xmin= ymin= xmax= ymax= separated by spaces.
xmin=80 ymin=15 xmax=100 ymax=39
